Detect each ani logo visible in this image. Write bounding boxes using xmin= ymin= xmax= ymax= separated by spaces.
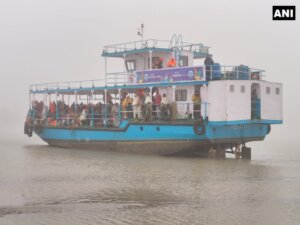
xmin=273 ymin=6 xmax=296 ymax=20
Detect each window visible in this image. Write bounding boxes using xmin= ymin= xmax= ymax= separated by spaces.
xmin=241 ymin=85 xmax=245 ymax=93
xmin=175 ymin=89 xmax=187 ymax=101
xmin=230 ymin=85 xmax=234 ymax=92
xmin=276 ymin=87 xmax=280 ymax=95
xmin=266 ymin=87 xmax=270 ymax=94
xmin=179 ymin=55 xmax=188 ymax=67
xmin=125 ymin=60 xmax=136 ymax=71
xmin=148 ymin=57 xmax=160 ymax=69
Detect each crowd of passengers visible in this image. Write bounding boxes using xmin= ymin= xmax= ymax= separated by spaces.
xmin=28 ymin=89 xmax=202 ymax=127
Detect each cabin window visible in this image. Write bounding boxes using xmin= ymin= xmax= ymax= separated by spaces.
xmin=229 ymin=85 xmax=234 ymax=93
xmin=276 ymin=87 xmax=280 ymax=95
xmin=125 ymin=60 xmax=136 ymax=71
xmin=148 ymin=57 xmax=160 ymax=69
xmin=241 ymin=85 xmax=245 ymax=93
xmin=175 ymin=89 xmax=187 ymax=101
xmin=179 ymin=55 xmax=188 ymax=67
xmin=266 ymin=87 xmax=271 ymax=94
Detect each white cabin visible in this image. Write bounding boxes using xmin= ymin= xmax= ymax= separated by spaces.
xmin=101 ymin=36 xmax=283 ymax=124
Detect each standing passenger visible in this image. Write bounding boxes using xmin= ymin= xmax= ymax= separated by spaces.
xmin=132 ymin=93 xmax=140 ymax=120
xmin=154 ymin=91 xmax=162 ymax=119
xmin=161 ymin=93 xmax=169 ymax=120
xmin=144 ymin=93 xmax=152 ymax=121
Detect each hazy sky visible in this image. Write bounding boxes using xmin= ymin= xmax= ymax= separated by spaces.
xmin=0 ymin=0 xmax=299 ymax=144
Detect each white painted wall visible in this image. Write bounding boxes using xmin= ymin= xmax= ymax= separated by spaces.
xmin=206 ymin=80 xmax=283 ymax=122
xmin=260 ymin=81 xmax=283 ymax=120
xmin=225 ymin=80 xmax=251 ymax=121
xmin=206 ymin=81 xmax=227 ymax=121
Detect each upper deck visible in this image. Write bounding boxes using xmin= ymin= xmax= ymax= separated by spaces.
xmin=29 ymin=35 xmax=266 ymax=94
xmin=102 ymin=35 xmax=210 ymax=59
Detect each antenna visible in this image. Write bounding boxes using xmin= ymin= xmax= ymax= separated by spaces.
xmin=137 ymin=23 xmax=144 ymax=43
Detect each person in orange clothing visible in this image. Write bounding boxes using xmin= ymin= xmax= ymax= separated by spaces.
xmin=167 ymin=57 xmax=176 ymax=67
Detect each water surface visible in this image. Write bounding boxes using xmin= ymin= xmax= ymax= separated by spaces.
xmin=0 ymin=141 xmax=299 ymax=225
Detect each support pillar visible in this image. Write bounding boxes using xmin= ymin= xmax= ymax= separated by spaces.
xmin=75 ymin=91 xmax=78 ymax=114
xmin=172 ymin=85 xmax=176 ymax=120
xmin=55 ymin=92 xmax=58 ymax=127
xmin=149 ymin=50 xmax=152 ymax=70
xmin=91 ymin=90 xmax=94 ymax=127
xmin=104 ymin=89 xmax=107 ymax=127
xmin=241 ymin=145 xmax=251 ymax=160
xmin=105 ymin=57 xmax=107 ymax=85
xmin=118 ymin=89 xmax=121 ymax=120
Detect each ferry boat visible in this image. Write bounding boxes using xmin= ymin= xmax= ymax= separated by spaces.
xmin=24 ymin=33 xmax=283 ymax=158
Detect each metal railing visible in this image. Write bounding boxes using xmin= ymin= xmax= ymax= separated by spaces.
xmin=103 ymin=39 xmax=172 ymax=54
xmin=102 ymin=38 xmax=209 ymax=55
xmin=105 ymin=72 xmax=135 ymax=86
xmin=28 ymin=102 xmax=210 ymax=129
xmin=205 ymin=65 xmax=265 ymax=80
xmin=29 ymin=65 xmax=266 ymax=93
xmin=29 ymin=79 xmax=105 ymax=92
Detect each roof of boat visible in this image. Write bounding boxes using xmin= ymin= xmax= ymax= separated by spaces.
xmin=101 ymin=36 xmax=210 ymax=59
xmin=29 ymin=80 xmax=208 ymax=95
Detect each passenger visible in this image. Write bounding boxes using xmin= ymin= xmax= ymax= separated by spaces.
xmin=132 ymin=93 xmax=141 ymax=120
xmin=126 ymin=95 xmax=133 ymax=119
xmin=111 ymin=103 xmax=119 ymax=126
xmin=154 ymin=91 xmax=162 ymax=119
xmin=140 ymin=92 xmax=146 ymax=119
xmin=161 ymin=93 xmax=169 ymax=120
xmin=192 ymin=91 xmax=201 ymax=120
xmin=79 ymin=109 xmax=87 ymax=126
xmin=122 ymin=95 xmax=129 ymax=119
xmin=41 ymin=104 xmax=48 ymax=123
xmin=167 ymin=57 xmax=176 ymax=67
xmin=251 ymin=89 xmax=258 ymax=100
xmin=204 ymin=54 xmax=214 ymax=79
xmin=158 ymin=58 xmax=163 ymax=69
xmin=153 ymin=58 xmax=163 ymax=69
xmin=144 ymin=93 xmax=152 ymax=121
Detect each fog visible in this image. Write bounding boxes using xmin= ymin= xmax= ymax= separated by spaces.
xmin=0 ymin=0 xmax=299 ymax=146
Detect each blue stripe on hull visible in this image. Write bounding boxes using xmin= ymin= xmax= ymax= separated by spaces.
xmin=38 ymin=123 xmax=270 ymax=143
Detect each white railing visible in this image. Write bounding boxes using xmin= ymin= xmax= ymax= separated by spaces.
xmin=29 ymin=79 xmax=105 ymax=92
xmin=105 ymin=72 xmax=134 ymax=86
xmin=29 ymin=102 xmax=210 ymax=128
xmin=102 ymin=38 xmax=209 ymax=55
xmin=204 ymin=65 xmax=265 ymax=80
xmin=29 ymin=65 xmax=265 ymax=92
xmin=103 ymin=39 xmax=172 ymax=54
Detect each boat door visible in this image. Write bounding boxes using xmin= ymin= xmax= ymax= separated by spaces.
xmin=251 ymin=83 xmax=261 ymax=119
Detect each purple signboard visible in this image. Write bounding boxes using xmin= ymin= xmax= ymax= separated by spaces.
xmin=135 ymin=66 xmax=204 ymax=84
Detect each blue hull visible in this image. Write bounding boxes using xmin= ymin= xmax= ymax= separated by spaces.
xmin=35 ymin=121 xmax=274 ymax=154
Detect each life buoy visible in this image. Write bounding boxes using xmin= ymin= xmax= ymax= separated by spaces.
xmin=193 ymin=120 xmax=206 ymax=135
